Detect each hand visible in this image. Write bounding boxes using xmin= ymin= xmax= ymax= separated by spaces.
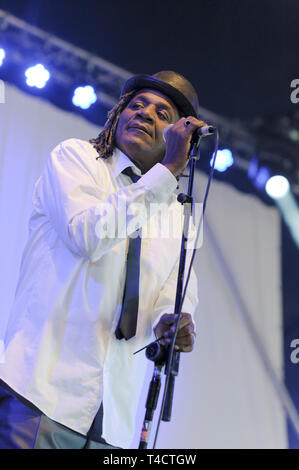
xmin=161 ymin=116 xmax=209 ymax=177
xmin=154 ymin=312 xmax=196 ymax=353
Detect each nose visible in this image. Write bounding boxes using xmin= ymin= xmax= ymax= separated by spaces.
xmin=136 ymin=104 xmax=155 ymax=123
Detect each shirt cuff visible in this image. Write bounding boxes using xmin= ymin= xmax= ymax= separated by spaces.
xmin=139 ymin=163 xmax=178 ymax=203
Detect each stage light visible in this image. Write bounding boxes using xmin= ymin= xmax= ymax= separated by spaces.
xmin=254 ymin=166 xmax=271 ymax=190
xmin=247 ymin=156 xmax=259 ymax=180
xmin=248 ymin=157 xmax=271 ymax=190
xmin=25 ymin=64 xmax=50 ymax=88
xmin=210 ymin=148 xmax=234 ymax=172
xmin=0 ymin=48 xmax=6 ymax=66
xmin=265 ymin=175 xmax=290 ymax=199
xmin=72 ymin=85 xmax=97 ymax=109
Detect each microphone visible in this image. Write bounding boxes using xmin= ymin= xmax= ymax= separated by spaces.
xmin=163 ymin=124 xmax=216 ymax=142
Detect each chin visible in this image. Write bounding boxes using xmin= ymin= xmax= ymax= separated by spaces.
xmin=117 ymin=136 xmax=162 ymax=172
xmin=122 ymin=138 xmax=151 ymax=158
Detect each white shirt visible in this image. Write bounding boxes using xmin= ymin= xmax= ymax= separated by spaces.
xmin=0 ymin=138 xmax=198 ymax=448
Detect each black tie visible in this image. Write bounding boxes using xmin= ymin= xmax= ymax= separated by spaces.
xmin=115 ymin=167 xmax=142 ymax=340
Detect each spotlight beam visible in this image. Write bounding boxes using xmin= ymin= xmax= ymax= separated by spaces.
xmin=275 ymin=190 xmax=299 ymax=249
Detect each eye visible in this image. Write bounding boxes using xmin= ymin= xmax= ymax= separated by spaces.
xmin=158 ymin=110 xmax=170 ymax=121
xmin=131 ymin=102 xmax=143 ymax=109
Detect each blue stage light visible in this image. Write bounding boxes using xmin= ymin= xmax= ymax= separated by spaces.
xmin=210 ymin=149 xmax=234 ymax=172
xmin=25 ymin=64 xmax=50 ymax=88
xmin=248 ymin=157 xmax=271 ymax=190
xmin=254 ymin=166 xmax=271 ymax=190
xmin=0 ymin=48 xmax=6 ymax=66
xmin=265 ymin=175 xmax=290 ymax=199
xmin=247 ymin=156 xmax=259 ymax=181
xmin=72 ymin=86 xmax=97 ymax=109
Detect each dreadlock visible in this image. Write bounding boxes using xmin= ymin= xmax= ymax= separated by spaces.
xmin=89 ymin=90 xmax=136 ymax=160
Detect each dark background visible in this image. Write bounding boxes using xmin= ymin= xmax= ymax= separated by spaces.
xmin=0 ymin=0 xmax=298 ymax=122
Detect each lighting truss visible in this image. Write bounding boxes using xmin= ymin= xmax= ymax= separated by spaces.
xmin=0 ymin=9 xmax=132 ymax=108
xmin=0 ymin=9 xmax=298 ymax=195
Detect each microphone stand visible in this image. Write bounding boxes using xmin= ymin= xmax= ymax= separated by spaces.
xmin=139 ymin=131 xmax=202 ymax=449
xmin=138 ymin=342 xmax=166 ymax=449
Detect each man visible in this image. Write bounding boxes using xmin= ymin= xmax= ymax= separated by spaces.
xmin=0 ymin=71 xmax=203 ymax=449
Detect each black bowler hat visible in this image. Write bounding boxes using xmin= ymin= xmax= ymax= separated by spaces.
xmin=120 ymin=70 xmax=199 ymax=118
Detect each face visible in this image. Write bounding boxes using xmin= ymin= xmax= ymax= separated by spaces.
xmin=114 ymin=89 xmax=180 ymax=173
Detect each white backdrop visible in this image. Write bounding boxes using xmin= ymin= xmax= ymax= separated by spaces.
xmin=0 ymin=82 xmax=287 ymax=448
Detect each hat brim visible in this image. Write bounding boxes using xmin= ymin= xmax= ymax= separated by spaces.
xmin=120 ymin=75 xmax=197 ymax=118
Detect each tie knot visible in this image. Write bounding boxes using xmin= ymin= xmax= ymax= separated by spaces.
xmin=122 ymin=167 xmax=141 ymax=183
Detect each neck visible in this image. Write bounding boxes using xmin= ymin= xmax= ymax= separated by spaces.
xmin=127 ymin=156 xmax=147 ymax=174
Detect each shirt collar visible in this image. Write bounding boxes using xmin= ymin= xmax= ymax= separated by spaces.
xmin=110 ymin=147 xmax=143 ymax=179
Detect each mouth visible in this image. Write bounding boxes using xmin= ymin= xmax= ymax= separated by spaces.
xmin=128 ymin=124 xmax=152 ymax=137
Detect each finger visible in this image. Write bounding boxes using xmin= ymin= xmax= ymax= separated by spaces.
xmin=164 ymin=331 xmax=196 ymax=349
xmin=159 ymin=313 xmax=178 ymax=325
xmin=177 ymin=313 xmax=194 ymax=331
xmin=179 ymin=313 xmax=193 ymax=324
xmin=176 ymin=323 xmax=195 ymax=338
xmin=161 ymin=339 xmax=194 ymax=351
xmin=175 ymin=332 xmax=196 ymax=351
xmin=165 ymin=322 xmax=194 ymax=339
xmin=178 ymin=344 xmax=193 ymax=353
xmin=163 ymin=314 xmax=194 ymax=337
xmin=181 ymin=116 xmax=208 ymax=134
xmin=186 ymin=116 xmax=207 ymax=127
xmin=176 ymin=332 xmax=196 ymax=345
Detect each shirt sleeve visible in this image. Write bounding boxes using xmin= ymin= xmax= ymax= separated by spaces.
xmin=33 ymin=138 xmax=178 ymax=262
